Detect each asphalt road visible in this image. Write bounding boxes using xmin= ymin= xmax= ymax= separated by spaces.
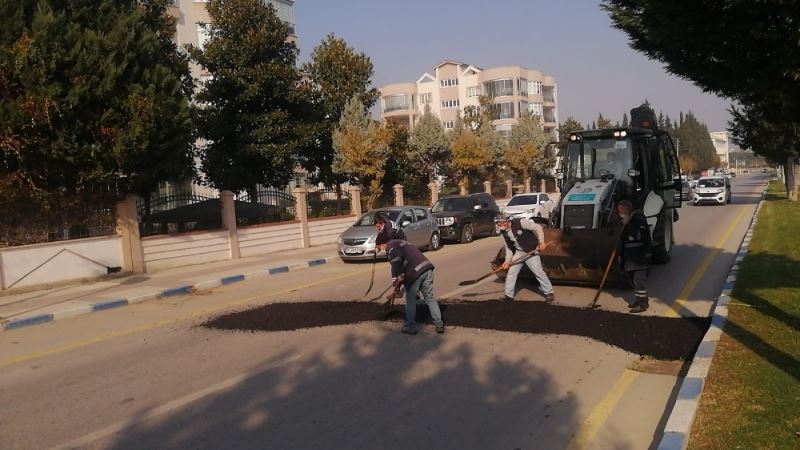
xmin=0 ymin=173 xmax=768 ymax=450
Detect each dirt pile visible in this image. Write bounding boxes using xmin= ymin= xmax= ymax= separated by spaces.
xmin=202 ymin=300 xmax=710 ymax=360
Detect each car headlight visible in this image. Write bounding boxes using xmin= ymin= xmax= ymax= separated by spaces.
xmin=366 ymin=234 xmax=375 ymax=243
xmin=441 ymin=217 xmax=455 ymax=226
xmin=716 ymin=188 xmax=725 ymax=194
xmin=338 ymin=236 xmax=343 ymax=244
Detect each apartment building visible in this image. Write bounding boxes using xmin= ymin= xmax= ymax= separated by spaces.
xmin=379 ymin=60 xmax=559 ymax=140
xmin=168 ymin=0 xmax=296 ymax=81
xmin=710 ymin=131 xmax=730 ymax=166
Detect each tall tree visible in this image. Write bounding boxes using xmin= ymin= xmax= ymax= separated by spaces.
xmin=477 ymin=115 xmax=505 ymax=179
xmin=603 ymin=0 xmax=800 ymax=198
xmin=674 ymin=112 xmax=717 ymax=172
xmin=451 ymin=128 xmax=491 ymax=191
xmin=596 ymin=113 xmax=613 ymax=129
xmin=621 ymin=112 xmax=629 ymax=127
xmin=189 ymin=0 xmax=311 ymax=197
xmin=505 ymin=112 xmax=550 ymax=181
xmin=301 ymin=34 xmax=379 ymax=186
xmin=409 ymin=105 xmax=451 ymax=182
xmin=332 ymin=96 xmax=390 ymax=210
xmin=0 ymin=0 xmax=194 ymax=198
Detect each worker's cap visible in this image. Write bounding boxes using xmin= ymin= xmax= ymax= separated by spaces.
xmin=493 ymin=213 xmax=512 ymax=223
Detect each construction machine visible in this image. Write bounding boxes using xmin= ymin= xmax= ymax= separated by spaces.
xmin=491 ymin=105 xmax=683 ymax=286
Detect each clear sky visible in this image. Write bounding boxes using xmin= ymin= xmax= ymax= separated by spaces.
xmin=294 ymin=0 xmax=733 ymax=131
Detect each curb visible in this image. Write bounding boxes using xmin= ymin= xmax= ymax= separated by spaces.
xmin=656 ymin=186 xmax=768 ymax=450
xmin=1 ymin=256 xmax=339 ymax=333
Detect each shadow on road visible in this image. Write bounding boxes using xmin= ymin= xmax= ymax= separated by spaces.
xmin=105 ymin=329 xmax=586 ymax=449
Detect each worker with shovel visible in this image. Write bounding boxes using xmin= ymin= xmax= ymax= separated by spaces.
xmin=616 ymin=200 xmax=652 ymax=313
xmin=496 ymin=214 xmax=555 ymax=303
xmin=376 ymin=231 xmax=445 ymax=335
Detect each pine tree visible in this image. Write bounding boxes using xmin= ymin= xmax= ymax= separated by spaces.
xmin=301 ymin=34 xmax=379 ymax=187
xmin=409 ymin=105 xmax=451 ymax=182
xmin=596 ymin=113 xmax=613 ymax=129
xmin=190 ymin=0 xmax=312 ymax=197
xmin=505 ymin=112 xmax=551 ymax=180
xmin=621 ymin=112 xmax=629 ymax=127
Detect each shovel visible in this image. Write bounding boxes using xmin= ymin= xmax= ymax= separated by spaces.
xmin=458 ymin=248 xmax=539 ymax=286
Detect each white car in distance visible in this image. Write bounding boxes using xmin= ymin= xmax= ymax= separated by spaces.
xmin=502 ymin=193 xmax=555 ymax=223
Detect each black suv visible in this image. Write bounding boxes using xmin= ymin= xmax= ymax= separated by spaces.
xmin=431 ymin=193 xmax=500 ymax=243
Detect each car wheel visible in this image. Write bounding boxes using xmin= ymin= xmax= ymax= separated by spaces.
xmin=460 ymin=223 xmax=474 ymax=244
xmin=651 ymin=209 xmax=673 ymax=264
xmin=427 ymin=231 xmax=441 ymax=251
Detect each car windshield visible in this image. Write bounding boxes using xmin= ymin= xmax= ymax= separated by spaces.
xmin=431 ymin=198 xmax=472 ymax=213
xmin=698 ymin=178 xmax=724 ymax=188
xmin=565 ymin=137 xmax=633 ymax=182
xmin=682 ymin=182 xmax=690 ymax=189
xmin=354 ymin=210 xmax=400 ymax=226
xmin=507 ymin=194 xmax=539 ymax=206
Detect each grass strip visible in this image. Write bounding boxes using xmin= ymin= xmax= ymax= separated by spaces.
xmin=689 ymin=181 xmax=800 ymax=449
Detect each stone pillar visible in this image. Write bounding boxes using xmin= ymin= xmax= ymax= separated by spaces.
xmin=483 ymin=181 xmax=492 ymax=194
xmin=540 ymin=179 xmax=547 ymax=193
xmin=293 ymin=187 xmax=311 ymax=248
xmin=505 ymin=179 xmax=513 ymax=198
xmin=393 ymin=184 xmax=404 ymax=206
xmin=459 ymin=181 xmax=468 ymax=196
xmin=524 ymin=177 xmax=531 ymax=193
xmin=115 ymin=194 xmax=144 ymax=273
xmin=428 ymin=181 xmax=438 ymax=206
xmin=220 ymin=190 xmax=240 ymax=259
xmin=349 ymin=186 xmax=362 ymax=217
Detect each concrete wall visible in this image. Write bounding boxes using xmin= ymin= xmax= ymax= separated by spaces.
xmin=238 ymin=221 xmax=302 ymax=258
xmin=142 ymin=230 xmax=230 ymax=272
xmin=0 ymin=236 xmax=123 ymax=290
xmin=309 ymin=216 xmax=356 ymax=247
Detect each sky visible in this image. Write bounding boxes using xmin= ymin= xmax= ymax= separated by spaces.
xmin=294 ymin=0 xmax=733 ymax=131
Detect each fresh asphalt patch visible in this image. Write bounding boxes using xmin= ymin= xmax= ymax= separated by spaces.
xmin=201 ymin=300 xmax=710 ymax=361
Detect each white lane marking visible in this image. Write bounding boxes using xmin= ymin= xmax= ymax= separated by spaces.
xmin=50 ymin=354 xmax=303 ymax=450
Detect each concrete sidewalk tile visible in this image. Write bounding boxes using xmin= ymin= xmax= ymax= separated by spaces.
xmin=686 ymin=357 xmax=712 ymax=379
xmin=52 ymin=303 xmax=93 ymax=320
xmin=714 ymin=305 xmax=728 ymax=318
xmin=193 ymin=279 xmax=222 ymax=290
xmin=665 ymin=398 xmax=699 ymax=432
xmin=3 ymin=313 xmax=54 ymax=331
xmin=91 ymin=298 xmax=129 ymax=312
xmin=127 ymin=292 xmax=161 ymax=304
xmin=704 ymin=323 xmax=723 ymax=342
xmin=694 ymin=341 xmax=718 ymax=359
xmin=657 ymin=431 xmax=687 ymax=450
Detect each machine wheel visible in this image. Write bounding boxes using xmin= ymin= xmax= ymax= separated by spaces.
xmin=460 ymin=223 xmax=474 ymax=244
xmin=427 ymin=231 xmax=442 ymax=251
xmin=651 ymin=209 xmax=673 ymax=264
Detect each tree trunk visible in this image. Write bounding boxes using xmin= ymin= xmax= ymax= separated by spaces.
xmin=785 ymin=156 xmax=798 ymax=201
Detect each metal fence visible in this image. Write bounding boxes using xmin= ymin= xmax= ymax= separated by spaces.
xmin=307 ymin=187 xmax=351 ymax=218
xmin=137 ymin=193 xmax=221 ymax=236
xmin=236 ymin=189 xmax=297 ymax=226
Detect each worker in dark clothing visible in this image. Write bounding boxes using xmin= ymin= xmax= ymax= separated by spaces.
xmin=376 ymin=231 xmax=444 ymax=335
xmin=496 ymin=214 xmax=555 ymax=303
xmin=375 ymin=212 xmax=406 ymax=241
xmin=617 ymin=200 xmax=652 ymax=313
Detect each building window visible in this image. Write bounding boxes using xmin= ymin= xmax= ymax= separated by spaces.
xmin=528 ymin=102 xmax=544 ymax=117
xmin=518 ymin=78 xmax=528 ymax=96
xmin=383 ymin=94 xmax=411 ymax=113
xmin=490 ymin=101 xmax=515 ymax=120
xmin=441 ymin=99 xmax=460 ymax=109
xmin=443 ymin=121 xmax=455 ymax=129
xmin=519 ymin=101 xmax=528 ymax=116
xmin=265 ymin=0 xmax=296 ymax=34
xmin=419 ymin=92 xmax=432 ymax=104
xmin=196 ymin=24 xmax=210 ymax=50
xmin=466 ymin=86 xmax=480 ymax=98
xmin=528 ymin=80 xmax=543 ymax=95
xmin=483 ymin=79 xmax=514 ymax=98
xmin=495 ymin=124 xmax=512 ymax=138
xmin=440 ymin=78 xmax=459 ymax=87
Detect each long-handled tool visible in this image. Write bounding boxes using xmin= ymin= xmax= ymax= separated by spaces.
xmin=363 ymin=252 xmax=378 ymax=297
xmin=458 ymin=248 xmax=539 ymax=286
xmin=586 ymin=245 xmax=618 ymax=309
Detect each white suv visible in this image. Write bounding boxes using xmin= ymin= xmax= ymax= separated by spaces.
xmin=693 ymin=176 xmax=731 ymax=206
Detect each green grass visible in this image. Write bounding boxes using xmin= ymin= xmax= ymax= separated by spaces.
xmin=689 ymin=181 xmax=800 ymax=449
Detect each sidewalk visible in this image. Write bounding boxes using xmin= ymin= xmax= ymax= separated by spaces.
xmin=0 ymin=243 xmax=341 ymax=332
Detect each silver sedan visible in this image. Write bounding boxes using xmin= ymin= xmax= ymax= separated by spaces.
xmin=337 ymin=206 xmax=442 ymax=261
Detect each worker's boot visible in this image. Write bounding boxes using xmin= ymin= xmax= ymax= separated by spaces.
xmin=629 ymin=296 xmax=649 ymax=313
